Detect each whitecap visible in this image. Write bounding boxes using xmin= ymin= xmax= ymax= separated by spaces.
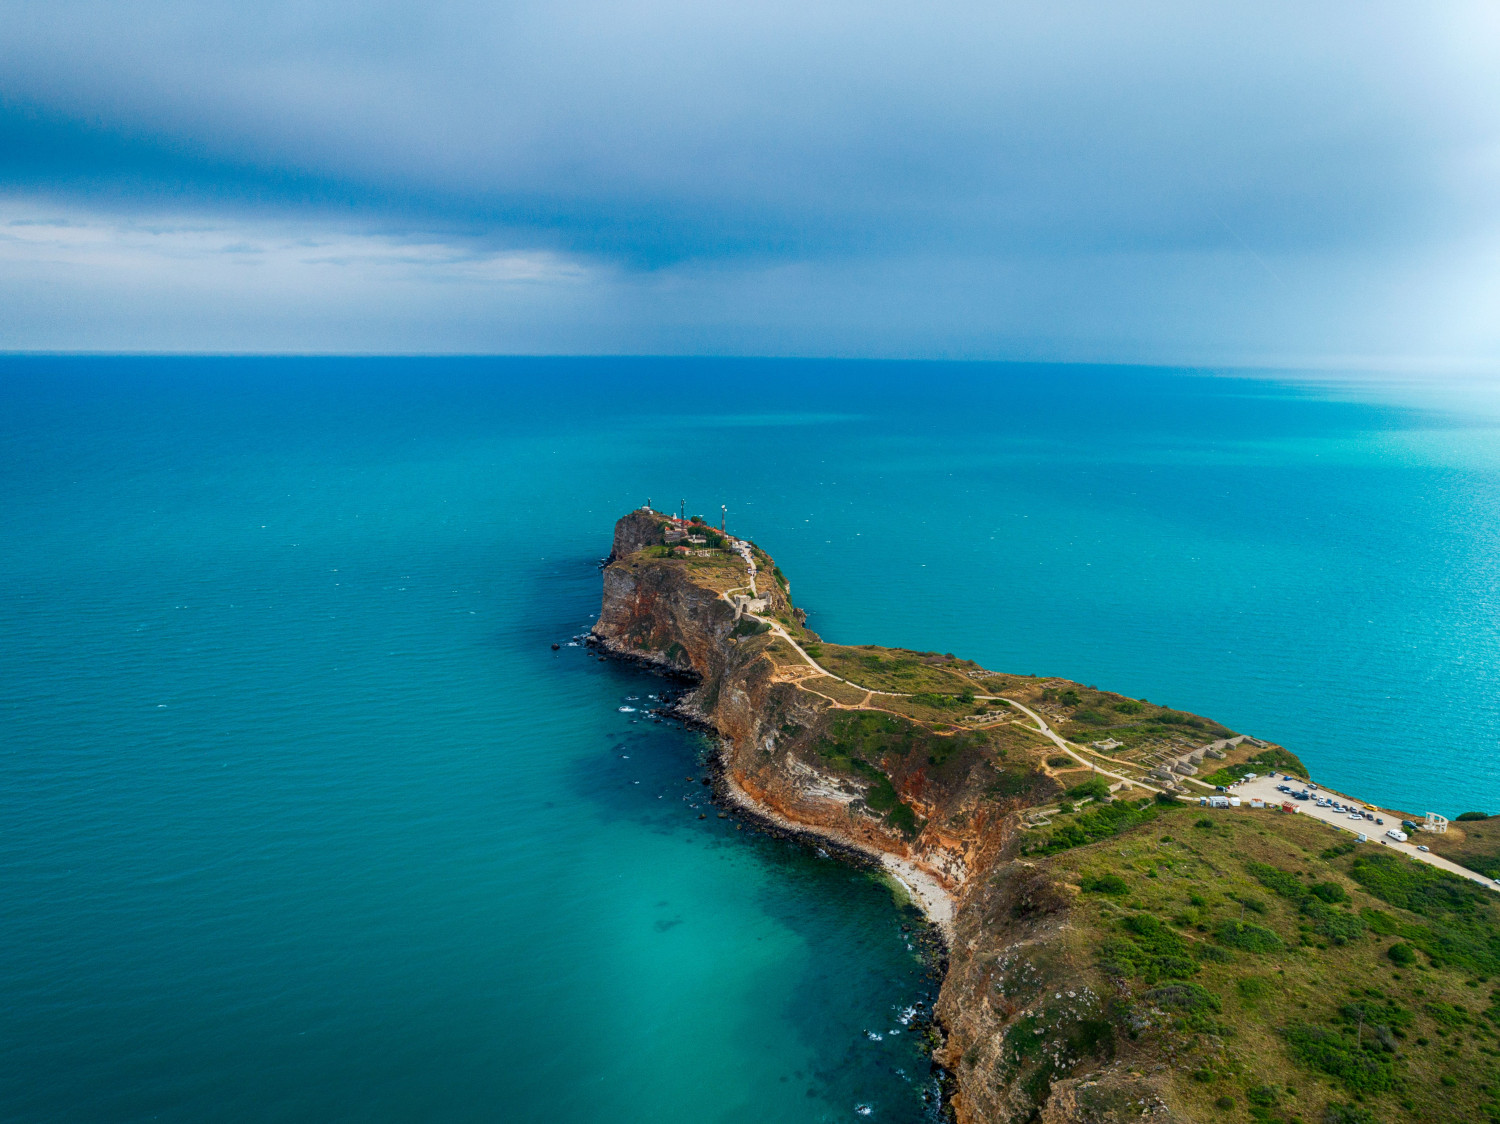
xmin=855 ymin=1105 xmax=873 ymax=1116
xmin=865 ymin=1031 xmax=883 ymax=1041
xmin=618 ymin=706 xmax=637 ymax=713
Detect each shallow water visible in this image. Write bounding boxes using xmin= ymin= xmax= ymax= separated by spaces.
xmin=3 ymin=356 xmax=1499 ymax=1120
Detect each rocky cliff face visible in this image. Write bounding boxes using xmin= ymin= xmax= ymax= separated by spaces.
xmin=590 ymin=511 xmax=1196 ymax=1123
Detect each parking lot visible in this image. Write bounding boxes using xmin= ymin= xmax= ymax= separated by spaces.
xmin=1217 ymin=774 xmax=1499 ymax=891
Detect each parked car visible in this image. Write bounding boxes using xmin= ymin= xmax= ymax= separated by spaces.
xmin=1418 ymin=845 xmax=1430 ymax=852
xmin=1376 ymin=818 xmax=1384 ymax=825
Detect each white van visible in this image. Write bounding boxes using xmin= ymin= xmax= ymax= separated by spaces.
xmin=1385 ymin=828 xmax=1409 ymax=843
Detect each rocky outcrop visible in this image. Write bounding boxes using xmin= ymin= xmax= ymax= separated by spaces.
xmin=607 ymin=508 xmax=669 ymax=563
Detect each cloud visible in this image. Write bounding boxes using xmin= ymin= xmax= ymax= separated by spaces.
xmin=1 ymin=0 xmax=1498 ymax=359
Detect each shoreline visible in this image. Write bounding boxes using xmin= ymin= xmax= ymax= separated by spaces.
xmin=588 ymin=631 xmax=959 ymax=942
xmin=712 ymin=749 xmax=958 ymax=943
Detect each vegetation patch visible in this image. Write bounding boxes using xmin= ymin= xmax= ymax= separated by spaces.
xmin=1081 ymin=873 xmax=1130 ymax=895
xmin=1025 ymin=799 xmax=1164 ymax=856
xmin=1065 ymin=776 xmax=1113 ymax=803
xmin=1345 ymin=850 xmax=1500 ymax=973
xmin=1214 ymin=920 xmax=1284 ymax=953
xmin=1100 ymin=913 xmax=1198 ymax=983
xmin=988 ymin=767 xmax=1049 ymax=801
xmin=1144 ymin=981 xmax=1222 ymax=1031
xmin=1281 ymin=1023 xmax=1396 ymax=1094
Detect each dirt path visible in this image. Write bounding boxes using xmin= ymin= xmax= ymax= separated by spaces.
xmin=992 ymin=697 xmax=1163 ymax=795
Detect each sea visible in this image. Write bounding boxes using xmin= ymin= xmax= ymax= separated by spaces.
xmin=3 ymin=356 xmax=1500 ymax=1122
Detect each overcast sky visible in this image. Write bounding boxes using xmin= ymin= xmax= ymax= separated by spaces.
xmin=2 ymin=0 xmax=1497 ymax=363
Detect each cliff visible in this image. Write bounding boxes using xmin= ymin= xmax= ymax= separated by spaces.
xmin=592 ymin=509 xmax=1500 ymax=1124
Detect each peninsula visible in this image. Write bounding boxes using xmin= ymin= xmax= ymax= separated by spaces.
xmin=591 ymin=508 xmax=1500 ymax=1124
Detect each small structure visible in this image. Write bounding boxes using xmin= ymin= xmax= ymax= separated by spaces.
xmin=1249 ymin=798 xmax=1265 ymax=809
xmin=1172 ymin=762 xmax=1196 ymax=775
xmin=1421 ymin=812 xmax=1449 ymax=834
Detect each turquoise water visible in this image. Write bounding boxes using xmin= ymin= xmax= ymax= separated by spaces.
xmin=4 ymin=357 xmax=1500 ymax=1121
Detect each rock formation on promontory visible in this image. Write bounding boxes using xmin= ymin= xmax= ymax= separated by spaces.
xmin=592 ymin=508 xmax=1500 ymax=1124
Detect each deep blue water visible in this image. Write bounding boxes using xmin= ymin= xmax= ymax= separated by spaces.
xmin=4 ymin=356 xmax=1500 ymax=1121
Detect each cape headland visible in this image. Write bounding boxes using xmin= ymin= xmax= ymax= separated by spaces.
xmin=591 ymin=507 xmax=1500 ymax=1124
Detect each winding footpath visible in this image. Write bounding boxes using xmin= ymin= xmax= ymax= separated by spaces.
xmin=720 ymin=546 xmax=1499 ymax=888
xmin=720 ymin=564 xmax=1160 ymax=793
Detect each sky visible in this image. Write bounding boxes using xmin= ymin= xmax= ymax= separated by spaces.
xmin=1 ymin=0 xmax=1498 ymax=363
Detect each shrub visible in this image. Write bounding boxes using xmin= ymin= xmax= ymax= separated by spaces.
xmin=1310 ymin=881 xmax=1349 ymax=904
xmin=1322 ymin=1105 xmax=1376 ymax=1124
xmin=1246 ymin=861 xmax=1306 ymax=900
xmin=1388 ymin=942 xmax=1417 ymax=966
xmin=1099 ymin=913 xmax=1198 ymax=983
xmin=1113 ymin=700 xmax=1143 ymax=715
xmin=1081 ymin=873 xmax=1129 ymax=895
xmin=1302 ymin=900 xmax=1366 ymax=945
xmin=1457 ymin=812 xmax=1491 ymax=822
xmin=1066 ymin=776 xmax=1113 ymax=803
xmin=885 ymin=802 xmax=919 ymax=837
xmin=1215 ymin=920 xmax=1284 ymax=953
xmin=1237 ymin=976 xmax=1270 ymax=1000
xmin=988 ymin=768 xmax=1045 ymax=800
xmin=1071 ymin=708 xmax=1112 ymax=726
xmin=1282 ymin=1024 xmax=1396 ymax=1093
xmin=1144 ymin=982 xmax=1222 ymax=1031
xmin=1246 ymin=1085 xmax=1278 ymax=1107
xmin=1214 ymin=1095 xmax=1235 ymax=1110
xmin=1026 ymin=799 xmax=1160 ymax=856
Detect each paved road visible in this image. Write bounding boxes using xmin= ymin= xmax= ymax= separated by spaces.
xmin=1229 ymin=775 xmax=1498 ymax=890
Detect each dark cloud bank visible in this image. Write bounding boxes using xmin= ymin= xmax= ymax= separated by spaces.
xmin=1 ymin=0 xmax=1496 ymax=361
